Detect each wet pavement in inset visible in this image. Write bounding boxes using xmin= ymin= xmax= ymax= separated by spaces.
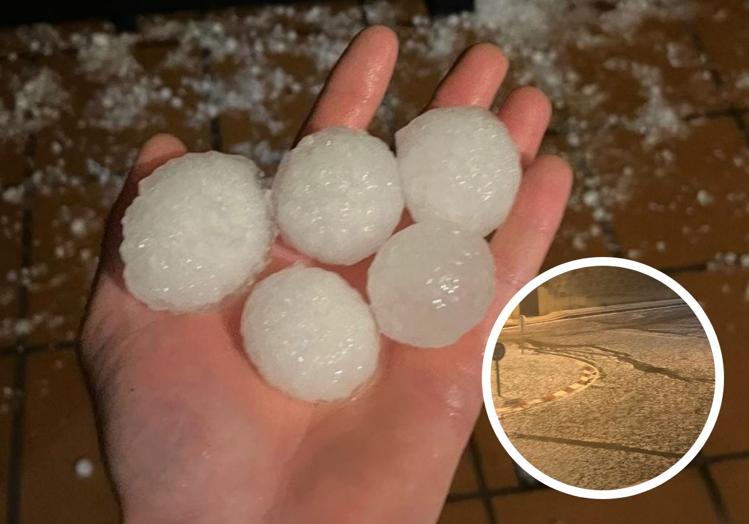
xmin=494 ymin=303 xmax=715 ymax=490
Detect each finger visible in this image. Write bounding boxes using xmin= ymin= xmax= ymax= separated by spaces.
xmin=428 ymin=42 xmax=508 ymax=109
xmin=297 ymin=25 xmax=398 ymax=138
xmin=102 ymin=133 xmax=187 ymax=267
xmin=490 ymin=154 xmax=573 ymax=300
xmin=497 ymin=86 xmax=552 ymax=166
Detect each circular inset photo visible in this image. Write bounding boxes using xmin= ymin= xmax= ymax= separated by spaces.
xmin=482 ymin=257 xmax=723 ymax=499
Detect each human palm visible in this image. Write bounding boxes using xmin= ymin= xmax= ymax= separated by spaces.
xmin=81 ymin=26 xmax=571 ymax=523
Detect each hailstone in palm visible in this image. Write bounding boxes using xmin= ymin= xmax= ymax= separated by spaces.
xmin=396 ymin=106 xmax=521 ymax=236
xmin=242 ymin=265 xmax=380 ymax=401
xmin=273 ymin=127 xmax=403 ymax=265
xmin=367 ymin=221 xmax=495 ymax=348
xmin=121 ymin=151 xmax=273 ymax=312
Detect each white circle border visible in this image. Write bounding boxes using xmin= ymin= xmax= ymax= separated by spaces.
xmin=481 ymin=256 xmax=724 ymax=499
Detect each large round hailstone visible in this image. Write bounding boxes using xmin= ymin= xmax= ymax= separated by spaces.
xmin=121 ymin=151 xmax=273 ymax=312
xmin=241 ymin=265 xmax=380 ymax=401
xmin=367 ymin=221 xmax=495 ymax=348
xmin=272 ymin=127 xmax=403 ymax=265
xmin=396 ymin=106 xmax=521 ymax=236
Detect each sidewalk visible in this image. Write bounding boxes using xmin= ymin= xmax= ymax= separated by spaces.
xmin=504 ymin=298 xmax=684 ymax=328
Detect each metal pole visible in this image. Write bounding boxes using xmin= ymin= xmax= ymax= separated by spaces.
xmin=495 ymin=359 xmax=501 ymax=397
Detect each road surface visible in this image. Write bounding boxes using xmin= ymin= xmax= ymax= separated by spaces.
xmin=493 ymin=302 xmax=715 ymax=490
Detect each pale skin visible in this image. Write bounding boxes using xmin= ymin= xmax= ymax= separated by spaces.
xmin=81 ymin=26 xmax=572 ymax=523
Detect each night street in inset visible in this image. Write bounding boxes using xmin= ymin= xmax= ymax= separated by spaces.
xmin=492 ymin=266 xmax=715 ymax=491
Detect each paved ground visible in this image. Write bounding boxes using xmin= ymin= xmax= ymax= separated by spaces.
xmin=494 ymin=302 xmax=715 ymax=490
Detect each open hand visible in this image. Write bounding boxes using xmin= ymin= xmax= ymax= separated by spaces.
xmin=81 ymin=25 xmax=572 ymax=524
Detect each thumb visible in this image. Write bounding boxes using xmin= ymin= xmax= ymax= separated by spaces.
xmin=80 ymin=134 xmax=187 ymax=360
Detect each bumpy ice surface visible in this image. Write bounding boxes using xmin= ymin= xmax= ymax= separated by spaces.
xmin=273 ymin=127 xmax=403 ymax=265
xmin=242 ymin=265 xmax=380 ymax=401
xmin=121 ymin=151 xmax=273 ymax=312
xmin=367 ymin=221 xmax=495 ymax=348
xmin=396 ymin=106 xmax=521 ymax=236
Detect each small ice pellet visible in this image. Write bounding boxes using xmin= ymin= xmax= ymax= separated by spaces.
xmin=272 ymin=127 xmax=403 ymax=265
xmin=70 ymin=218 xmax=87 ymax=238
xmin=396 ymin=107 xmax=521 ymax=236
xmin=241 ymin=265 xmax=379 ymax=401
xmin=74 ymin=458 xmax=94 ymax=478
xmin=121 ymin=151 xmax=273 ymax=312
xmin=367 ymin=221 xmax=495 ymax=348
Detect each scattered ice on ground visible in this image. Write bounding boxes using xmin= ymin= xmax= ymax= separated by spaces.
xmin=396 ymin=107 xmax=520 ymax=236
xmin=696 ymin=189 xmax=714 ymax=206
xmin=77 ymin=33 xmax=141 ymax=80
xmin=84 ymin=76 xmax=167 ymax=132
xmin=367 ymin=222 xmax=495 ymax=348
xmin=13 ymin=318 xmax=32 ymax=336
xmin=735 ymin=71 xmax=749 ymax=90
xmin=0 ymin=68 xmax=69 ymax=140
xmin=121 ymin=152 xmax=273 ymax=312
xmin=241 ymin=264 xmax=379 ymax=401
xmin=273 ymin=127 xmax=403 ymax=265
xmin=0 ymin=0 xmax=746 ymax=337
xmin=69 ymin=218 xmax=87 ymax=238
xmin=2 ymin=186 xmax=24 ymax=205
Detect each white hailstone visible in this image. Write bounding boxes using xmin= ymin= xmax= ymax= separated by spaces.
xmin=74 ymin=458 xmax=94 ymax=478
xmin=367 ymin=221 xmax=495 ymax=348
xmin=272 ymin=127 xmax=403 ymax=265
xmin=241 ymin=265 xmax=379 ymax=401
xmin=121 ymin=152 xmax=273 ymax=312
xmin=395 ymin=106 xmax=521 ymax=237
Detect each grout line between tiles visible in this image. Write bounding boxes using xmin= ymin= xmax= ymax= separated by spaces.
xmin=659 ymin=262 xmax=710 ymax=275
xmin=728 ymin=107 xmax=749 ymax=147
xmin=201 ymin=49 xmax=224 ymax=152
xmin=449 ymin=483 xmax=548 ymax=503
xmin=684 ymin=108 xmax=741 ymax=122
xmin=689 ymin=27 xmax=749 ymax=147
xmin=689 ymin=31 xmax=723 ymax=88
xmin=360 ymin=0 xmax=371 ymax=26
xmin=1 ymin=340 xmax=79 ymax=356
xmin=698 ymin=463 xmax=731 ymax=524
xmin=704 ymin=450 xmax=749 ymax=465
xmin=467 ymin=436 xmax=498 ymax=524
xmin=6 ymin=133 xmax=36 ymax=524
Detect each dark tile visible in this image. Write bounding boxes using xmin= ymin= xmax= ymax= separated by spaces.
xmin=25 ymin=180 xmax=109 ymax=345
xmin=694 ymin=0 xmax=749 ymax=107
xmin=0 ymin=355 xmax=16 ymax=524
xmin=0 ymin=139 xmax=28 ymax=187
xmin=588 ymin=118 xmax=749 ymax=268
xmin=710 ymin=457 xmax=749 ymax=524
xmin=674 ymin=269 xmax=749 ymax=456
xmin=20 ymin=349 xmax=118 ymax=523
xmin=439 ymin=499 xmax=490 ymax=524
xmin=473 ymin=411 xmax=519 ymax=489
xmin=449 ymin=444 xmax=478 ymax=495
xmin=562 ymin=17 xmax=722 ymax=127
xmin=0 ymin=198 xmax=23 ymax=346
xmin=492 ymin=468 xmax=718 ymax=523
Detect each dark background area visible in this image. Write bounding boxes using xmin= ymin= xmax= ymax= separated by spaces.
xmin=2 ymin=0 xmax=474 ymax=27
